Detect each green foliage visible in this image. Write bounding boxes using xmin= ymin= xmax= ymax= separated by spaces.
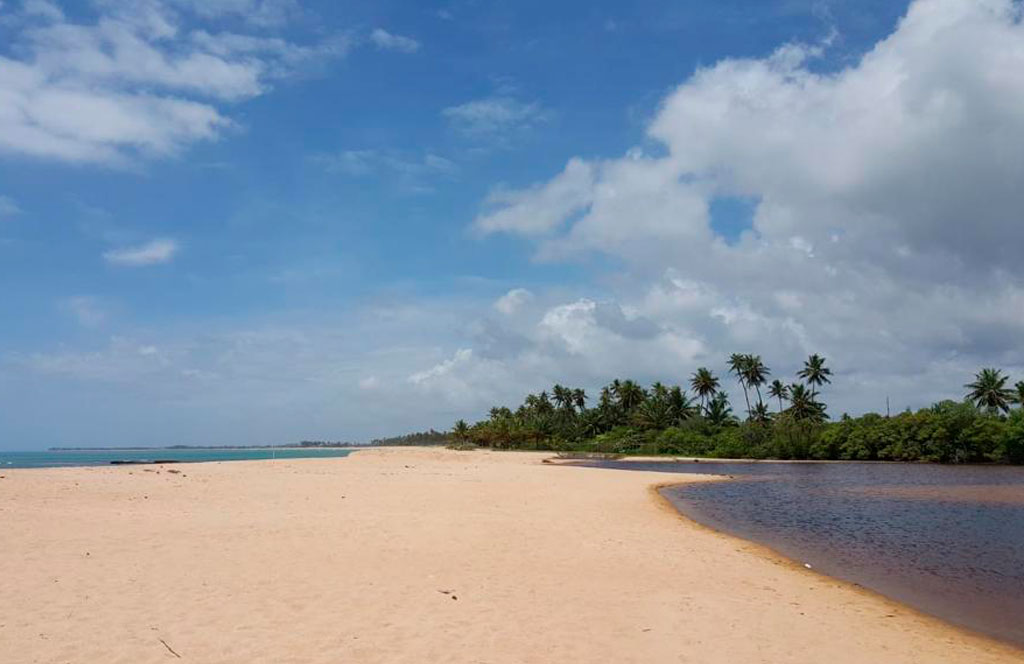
xmin=445 ymin=360 xmax=1023 ymax=464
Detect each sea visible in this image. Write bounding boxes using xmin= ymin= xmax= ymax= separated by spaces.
xmin=0 ymin=447 xmax=356 ymax=469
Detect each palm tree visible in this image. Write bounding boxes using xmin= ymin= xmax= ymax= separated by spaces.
xmin=768 ymin=379 xmax=789 ymax=413
xmin=706 ymin=392 xmax=737 ymax=427
xmin=1012 ymin=380 xmax=1024 ymax=409
xmin=964 ymin=368 xmax=1014 ymax=414
xmin=572 ymin=388 xmax=587 ymax=412
xmin=552 ymin=384 xmax=574 ymax=412
xmin=727 ymin=353 xmax=752 ymax=417
xmin=787 ymin=383 xmax=826 ymax=422
xmin=452 ymin=419 xmax=470 ymax=442
xmin=750 ymin=401 xmax=771 ymax=423
xmin=798 ymin=354 xmax=832 ymax=399
xmin=690 ymin=367 xmax=720 ymax=416
xmin=617 ymin=380 xmax=647 ymax=412
xmin=633 ymin=398 xmax=673 ymax=430
xmin=667 ymin=386 xmax=696 ymax=424
xmin=743 ymin=355 xmax=770 ymax=407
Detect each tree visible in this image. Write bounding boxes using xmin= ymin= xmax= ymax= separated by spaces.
xmin=750 ymin=401 xmax=771 ymax=423
xmin=798 ymin=354 xmax=832 ymax=399
xmin=690 ymin=368 xmax=720 ymax=416
xmin=1013 ymin=381 xmax=1024 ymax=409
xmin=572 ymin=388 xmax=588 ymax=412
xmin=617 ymin=379 xmax=647 ymax=412
xmin=667 ymin=386 xmax=697 ymax=424
xmin=964 ymin=368 xmax=1014 ymax=415
xmin=727 ymin=353 xmax=752 ymax=418
xmin=743 ymin=355 xmax=770 ymax=408
xmin=706 ymin=392 xmax=737 ymax=427
xmin=787 ymin=383 xmax=827 ymax=423
xmin=768 ymin=379 xmax=789 ymax=413
xmin=452 ymin=419 xmax=470 ymax=442
xmin=551 ymin=384 xmax=573 ymax=412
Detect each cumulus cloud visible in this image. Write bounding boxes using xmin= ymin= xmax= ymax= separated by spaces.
xmin=103 ymin=238 xmax=179 ymax=266
xmin=445 ymin=0 xmax=1024 ymax=415
xmin=370 ymin=28 xmax=420 ymax=53
xmin=0 ymin=0 xmax=348 ymax=165
xmin=443 ymin=95 xmax=550 ymax=140
xmin=494 ymin=288 xmax=533 ymax=315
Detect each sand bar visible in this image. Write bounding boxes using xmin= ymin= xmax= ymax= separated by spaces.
xmin=0 ymin=447 xmax=1020 ymax=663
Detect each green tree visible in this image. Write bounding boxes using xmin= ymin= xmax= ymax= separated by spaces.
xmin=690 ymin=367 xmax=720 ymax=416
xmin=798 ymin=354 xmax=832 ymax=400
xmin=964 ymin=368 xmax=1014 ymax=415
xmin=1012 ymin=381 xmax=1024 ymax=409
xmin=727 ymin=353 xmax=752 ymax=418
xmin=452 ymin=419 xmax=470 ymax=442
xmin=768 ymin=379 xmax=789 ymax=413
xmin=743 ymin=355 xmax=771 ymax=409
xmin=706 ymin=392 xmax=738 ymax=427
xmin=787 ymin=383 xmax=827 ymax=423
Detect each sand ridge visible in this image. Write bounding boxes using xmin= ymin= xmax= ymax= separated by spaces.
xmin=0 ymin=447 xmax=1020 ymax=663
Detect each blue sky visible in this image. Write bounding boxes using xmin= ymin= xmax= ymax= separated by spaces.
xmin=2 ymin=0 xmax=1023 ymax=448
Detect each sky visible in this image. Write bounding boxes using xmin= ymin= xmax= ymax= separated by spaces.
xmin=1 ymin=0 xmax=1023 ymax=448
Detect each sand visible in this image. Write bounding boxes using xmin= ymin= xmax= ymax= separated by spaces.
xmin=0 ymin=447 xmax=1019 ymax=663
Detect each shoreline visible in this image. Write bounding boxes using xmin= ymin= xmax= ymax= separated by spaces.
xmin=645 ymin=478 xmax=1024 ymax=653
xmin=2 ymin=447 xmax=1020 ymax=662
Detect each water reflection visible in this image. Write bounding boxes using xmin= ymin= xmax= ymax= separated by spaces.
xmin=573 ymin=460 xmax=1024 ymax=647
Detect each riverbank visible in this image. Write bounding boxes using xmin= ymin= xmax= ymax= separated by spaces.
xmin=0 ymin=448 xmax=1019 ymax=663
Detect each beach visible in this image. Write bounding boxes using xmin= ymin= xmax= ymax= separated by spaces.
xmin=0 ymin=448 xmax=1019 ymax=663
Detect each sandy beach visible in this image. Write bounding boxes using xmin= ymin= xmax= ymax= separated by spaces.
xmin=1 ymin=448 xmax=1019 ymax=663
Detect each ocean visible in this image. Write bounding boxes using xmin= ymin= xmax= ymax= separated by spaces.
xmin=0 ymin=447 xmax=356 ymax=469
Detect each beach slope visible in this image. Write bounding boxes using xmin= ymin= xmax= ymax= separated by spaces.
xmin=0 ymin=448 xmax=1018 ymax=663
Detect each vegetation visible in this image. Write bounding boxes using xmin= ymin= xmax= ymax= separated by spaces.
xmin=449 ymin=359 xmax=1024 ymax=464
xmin=370 ymin=429 xmax=451 ymax=447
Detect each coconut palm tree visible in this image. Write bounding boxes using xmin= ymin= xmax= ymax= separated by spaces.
xmin=667 ymin=386 xmax=697 ymax=424
xmin=787 ymin=383 xmax=826 ymax=422
xmin=743 ymin=355 xmax=770 ymax=407
xmin=551 ymin=384 xmax=571 ymax=412
xmin=706 ymin=392 xmax=737 ymax=427
xmin=964 ymin=368 xmax=1014 ymax=414
xmin=690 ymin=367 xmax=720 ymax=416
xmin=1012 ymin=381 xmax=1024 ymax=409
xmin=750 ymin=401 xmax=771 ymax=423
xmin=452 ymin=419 xmax=470 ymax=442
xmin=617 ymin=380 xmax=647 ymax=412
xmin=798 ymin=354 xmax=832 ymax=399
xmin=768 ymin=379 xmax=789 ymax=413
xmin=727 ymin=353 xmax=752 ymax=417
xmin=572 ymin=388 xmax=587 ymax=412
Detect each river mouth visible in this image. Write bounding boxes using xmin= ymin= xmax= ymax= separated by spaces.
xmin=571 ymin=460 xmax=1024 ymax=648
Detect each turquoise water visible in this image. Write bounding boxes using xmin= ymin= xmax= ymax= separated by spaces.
xmin=0 ymin=448 xmax=356 ymax=468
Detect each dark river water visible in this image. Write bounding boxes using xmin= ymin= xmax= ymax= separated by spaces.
xmin=573 ymin=460 xmax=1024 ymax=647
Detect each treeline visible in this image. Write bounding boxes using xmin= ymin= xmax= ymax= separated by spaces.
xmin=450 ymin=356 xmax=1024 ymax=464
xmin=370 ymin=429 xmax=451 ymax=447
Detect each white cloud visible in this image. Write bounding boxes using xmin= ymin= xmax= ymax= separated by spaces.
xmin=0 ymin=0 xmax=347 ymax=165
xmin=315 ymin=149 xmax=457 ymax=193
xmin=494 ymin=288 xmax=533 ymax=315
xmin=370 ymin=28 xmax=420 ymax=53
xmin=443 ymin=95 xmax=550 ymax=139
xmin=431 ymin=0 xmax=1024 ymax=415
xmin=475 ymin=158 xmax=596 ymax=235
xmin=0 ymin=195 xmax=19 ymax=217
xmin=59 ymin=296 xmax=107 ymax=327
xmin=103 ymin=238 xmax=179 ymax=266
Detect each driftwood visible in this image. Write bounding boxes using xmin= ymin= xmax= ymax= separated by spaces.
xmin=159 ymin=638 xmax=181 ymax=658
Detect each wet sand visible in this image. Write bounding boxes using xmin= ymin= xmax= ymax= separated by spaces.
xmin=0 ymin=447 xmax=1020 ymax=663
